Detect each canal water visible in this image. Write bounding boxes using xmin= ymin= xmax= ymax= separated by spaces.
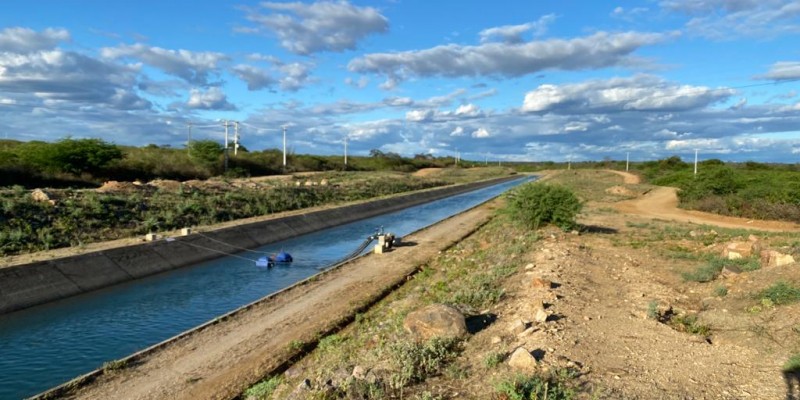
xmin=0 ymin=176 xmax=535 ymax=399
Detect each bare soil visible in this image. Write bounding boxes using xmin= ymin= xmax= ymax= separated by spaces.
xmin=36 ymin=170 xmax=800 ymax=399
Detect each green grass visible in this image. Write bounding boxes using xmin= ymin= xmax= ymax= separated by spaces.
xmin=669 ymin=314 xmax=711 ymax=336
xmin=494 ymin=372 xmax=576 ymax=400
xmin=388 ymin=337 xmax=463 ymax=389
xmin=101 ymin=359 xmax=128 ymax=373
xmin=244 ymin=376 xmax=282 ymax=399
xmin=759 ymin=281 xmax=800 ymax=305
xmin=682 ymin=256 xmax=760 ymax=282
xmin=715 ymin=286 xmax=729 ymax=297
xmin=784 ymin=354 xmax=800 ymax=373
xmin=485 ymin=351 xmax=507 ymax=369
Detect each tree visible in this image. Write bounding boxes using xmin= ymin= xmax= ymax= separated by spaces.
xmin=16 ymin=138 xmax=123 ymax=175
xmin=188 ymin=140 xmax=224 ymax=166
xmin=506 ymin=183 xmax=583 ymax=231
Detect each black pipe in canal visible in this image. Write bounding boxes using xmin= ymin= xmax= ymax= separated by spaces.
xmin=0 ymin=176 xmax=536 ymax=399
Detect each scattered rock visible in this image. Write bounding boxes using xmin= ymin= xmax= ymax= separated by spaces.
xmin=320 ymin=179 xmax=329 ymax=186
xmin=525 ymin=263 xmax=535 ymax=270
xmin=352 ymin=365 xmax=367 ymax=380
xmin=507 ymin=319 xmax=528 ymax=335
xmin=531 ymin=277 xmax=552 ymax=289
xmin=721 ymin=265 xmax=742 ymax=278
xmin=508 ymin=347 xmax=538 ymax=372
xmin=490 ymin=336 xmax=502 ymax=345
xmin=605 ymin=185 xmax=635 ymax=196
xmin=403 ymin=304 xmax=468 ymax=341
xmin=533 ymin=308 xmax=549 ymax=323
xmin=760 ymin=250 xmax=795 ymax=268
xmin=30 ymin=189 xmax=51 ymax=202
xmin=723 ymin=241 xmax=758 ymax=260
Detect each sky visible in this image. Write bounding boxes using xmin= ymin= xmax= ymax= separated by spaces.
xmin=2 ymin=0 xmax=800 ymax=163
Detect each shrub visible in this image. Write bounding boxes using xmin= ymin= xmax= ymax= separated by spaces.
xmin=389 ymin=337 xmax=463 ymax=389
xmin=682 ymin=256 xmax=759 ymax=282
xmin=494 ymin=373 xmax=576 ymax=400
xmin=784 ymin=354 xmax=800 ymax=373
xmin=245 ymin=376 xmax=282 ymax=399
xmin=506 ymin=183 xmax=582 ymax=230
xmin=759 ymin=281 xmax=800 ymax=305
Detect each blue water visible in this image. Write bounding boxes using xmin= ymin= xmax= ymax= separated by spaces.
xmin=0 ymin=176 xmax=534 ymax=399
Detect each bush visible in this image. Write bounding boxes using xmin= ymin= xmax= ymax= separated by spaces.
xmin=389 ymin=337 xmax=463 ymax=389
xmin=244 ymin=376 xmax=282 ymax=399
xmin=759 ymin=281 xmax=800 ymax=305
xmin=506 ymin=183 xmax=582 ymax=230
xmin=494 ymin=372 xmax=576 ymax=400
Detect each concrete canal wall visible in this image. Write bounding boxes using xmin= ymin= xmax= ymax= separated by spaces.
xmin=0 ymin=176 xmax=520 ymax=315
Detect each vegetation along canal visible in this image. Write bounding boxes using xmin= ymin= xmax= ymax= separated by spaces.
xmin=0 ymin=176 xmax=534 ymax=399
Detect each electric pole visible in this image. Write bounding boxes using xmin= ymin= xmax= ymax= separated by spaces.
xmin=234 ymin=121 xmax=240 ymax=156
xmin=626 ymin=152 xmax=629 ymax=172
xmin=223 ymin=120 xmax=230 ymax=172
xmin=694 ymin=149 xmax=698 ymax=176
xmin=344 ymin=135 xmax=348 ymax=166
xmin=186 ymin=122 xmax=192 ymax=156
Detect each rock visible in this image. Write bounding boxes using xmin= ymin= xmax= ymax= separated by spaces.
xmin=761 ymin=250 xmax=795 ymax=268
xmin=508 ymin=347 xmax=538 ymax=372
xmin=320 ymin=179 xmax=329 ymax=186
xmin=748 ymin=234 xmax=759 ymax=242
xmin=490 ymin=336 xmax=503 ymax=344
xmin=525 ymin=263 xmax=535 ymax=270
xmin=352 ymin=365 xmax=367 ymax=380
xmin=533 ymin=308 xmax=549 ymax=323
xmin=403 ymin=304 xmax=468 ymax=341
xmin=720 ymin=265 xmax=742 ymax=278
xmin=723 ymin=241 xmax=757 ymax=259
xmin=30 ymin=189 xmax=51 ymax=202
xmin=531 ymin=277 xmax=552 ymax=289
xmin=508 ymin=319 xmax=528 ymax=335
xmin=304 ymin=180 xmax=313 ymax=186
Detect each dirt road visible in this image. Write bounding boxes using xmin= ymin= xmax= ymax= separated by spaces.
xmin=60 ymin=202 xmax=496 ymax=400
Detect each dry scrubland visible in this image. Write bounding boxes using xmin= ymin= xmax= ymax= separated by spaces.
xmin=244 ymin=170 xmax=800 ymax=400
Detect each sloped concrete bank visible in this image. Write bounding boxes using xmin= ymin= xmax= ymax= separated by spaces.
xmin=0 ymin=175 xmax=520 ymax=315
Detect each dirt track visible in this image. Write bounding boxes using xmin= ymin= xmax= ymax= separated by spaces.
xmin=63 ymin=201 xmax=496 ymax=400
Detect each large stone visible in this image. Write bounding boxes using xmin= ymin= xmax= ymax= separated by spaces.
xmin=507 ymin=319 xmax=528 ymax=335
xmin=723 ymin=241 xmax=757 ymax=260
xmin=761 ymin=250 xmax=795 ymax=268
xmin=531 ymin=277 xmax=553 ymax=289
xmin=403 ymin=304 xmax=468 ymax=341
xmin=508 ymin=347 xmax=538 ymax=372
xmin=533 ymin=307 xmax=549 ymax=323
xmin=30 ymin=189 xmax=51 ymax=202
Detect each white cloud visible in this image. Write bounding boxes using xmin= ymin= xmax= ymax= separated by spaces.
xmin=406 ymin=109 xmax=434 ymax=122
xmin=0 ymin=27 xmax=70 ymax=53
xmin=522 ymin=75 xmax=734 ymax=113
xmin=478 ymin=15 xmax=557 ymax=44
xmin=242 ymin=1 xmax=388 ymax=55
xmin=472 ymin=127 xmax=490 ymax=138
xmin=450 ymin=126 xmax=464 ymax=136
xmin=277 ymin=62 xmax=313 ymax=91
xmin=345 ymin=76 xmax=369 ymax=88
xmin=610 ymin=6 xmax=650 ymax=20
xmin=662 ymin=0 xmax=800 ymax=39
xmin=232 ymin=64 xmax=277 ymax=90
xmin=349 ymin=31 xmax=672 ymax=85
xmin=563 ymin=121 xmax=589 ymax=132
xmin=762 ymin=61 xmax=800 ymax=80
xmin=101 ymin=44 xmax=228 ymax=85
xmin=186 ymin=87 xmax=236 ymax=110
xmin=455 ymin=103 xmax=482 ymax=117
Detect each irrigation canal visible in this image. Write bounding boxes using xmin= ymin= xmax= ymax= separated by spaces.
xmin=0 ymin=176 xmax=535 ymax=399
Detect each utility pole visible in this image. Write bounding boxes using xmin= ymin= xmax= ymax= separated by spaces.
xmin=282 ymin=125 xmax=287 ymax=169
xmin=694 ymin=149 xmax=698 ymax=176
xmin=344 ymin=135 xmax=348 ymax=166
xmin=234 ymin=121 xmax=240 ymax=156
xmin=626 ymin=152 xmax=629 ymax=172
xmin=223 ymin=120 xmax=230 ymax=172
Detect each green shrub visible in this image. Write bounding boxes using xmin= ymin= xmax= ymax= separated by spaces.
xmin=245 ymin=376 xmax=282 ymax=399
xmin=494 ymin=373 xmax=576 ymax=400
xmin=759 ymin=281 xmax=800 ymax=305
xmin=784 ymin=354 xmax=800 ymax=373
xmin=389 ymin=337 xmax=463 ymax=389
xmin=682 ymin=256 xmax=759 ymax=282
xmin=715 ymin=286 xmax=728 ymax=297
xmin=506 ymin=183 xmax=582 ymax=230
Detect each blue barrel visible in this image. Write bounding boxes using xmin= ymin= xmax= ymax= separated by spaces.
xmin=274 ymin=251 xmax=293 ymax=263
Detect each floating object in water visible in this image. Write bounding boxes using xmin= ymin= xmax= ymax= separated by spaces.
xmin=255 ymin=256 xmax=273 ymax=268
xmin=274 ymin=251 xmax=293 ymax=263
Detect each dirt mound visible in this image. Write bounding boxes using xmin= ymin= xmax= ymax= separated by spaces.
xmin=147 ymin=179 xmax=183 ymax=192
xmin=605 ymin=185 xmax=635 ymax=196
xmin=96 ymin=181 xmax=141 ymax=193
xmin=412 ymin=168 xmax=442 ymax=177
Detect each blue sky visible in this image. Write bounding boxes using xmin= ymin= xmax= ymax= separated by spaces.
xmin=2 ymin=0 xmax=800 ymax=163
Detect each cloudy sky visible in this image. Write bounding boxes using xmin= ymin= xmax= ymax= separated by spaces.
xmin=2 ymin=0 xmax=800 ymax=162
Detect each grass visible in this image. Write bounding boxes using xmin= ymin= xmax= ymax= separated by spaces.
xmin=715 ymin=286 xmax=729 ymax=297
xmin=669 ymin=314 xmax=711 ymax=337
xmin=101 ymin=359 xmax=128 ymax=373
xmin=646 ymin=300 xmax=659 ymax=320
xmin=485 ymin=351 xmax=507 ymax=369
xmin=784 ymin=354 xmax=800 ymax=373
xmin=388 ymin=337 xmax=463 ymax=389
xmin=244 ymin=376 xmax=282 ymax=399
xmin=494 ymin=372 xmax=576 ymax=400
xmin=682 ymin=256 xmax=760 ymax=283
xmin=759 ymin=281 xmax=800 ymax=305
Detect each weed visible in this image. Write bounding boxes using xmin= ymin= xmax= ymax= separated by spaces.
xmin=494 ymin=372 xmax=576 ymax=400
xmin=785 ymin=354 xmax=800 ymax=373
xmin=244 ymin=376 xmax=282 ymax=399
xmin=714 ymin=286 xmax=728 ymax=297
xmin=485 ymin=351 xmax=507 ymax=368
xmin=625 ymin=221 xmax=651 ymax=229
xmin=682 ymin=256 xmax=759 ymax=283
xmin=416 ymin=391 xmax=443 ymax=400
xmin=318 ymin=334 xmax=346 ymax=353
xmin=759 ymin=281 xmax=800 ymax=305
xmin=646 ymin=300 xmax=659 ymax=320
xmin=101 ymin=359 xmax=128 ymax=373
xmin=288 ymin=339 xmax=305 ymax=352
xmin=388 ymin=337 xmax=463 ymax=389
xmin=670 ymin=314 xmax=711 ymax=336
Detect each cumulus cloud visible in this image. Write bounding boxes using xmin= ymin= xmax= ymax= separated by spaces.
xmin=762 ymin=61 xmax=800 ymax=80
xmin=472 ymin=127 xmax=490 ymax=138
xmin=0 ymin=27 xmax=70 ymax=52
xmin=0 ymin=49 xmax=149 ymax=109
xmin=522 ymin=75 xmax=734 ymax=113
xmin=610 ymin=6 xmax=650 ymax=20
xmin=345 ymin=76 xmax=369 ymax=88
xmin=478 ymin=14 xmax=556 ymax=43
xmin=242 ymin=1 xmax=388 ymax=55
xmin=349 ymin=31 xmax=671 ymax=86
xmin=186 ymin=87 xmax=236 ymax=110
xmin=277 ymin=62 xmax=313 ymax=91
xmin=101 ymin=44 xmax=228 ymax=85
xmin=406 ymin=103 xmax=485 ymax=123
xmin=455 ymin=103 xmax=483 ymax=117
xmin=232 ymin=64 xmax=277 ymax=91
xmin=450 ymin=126 xmax=464 ymax=136
xmin=661 ymin=0 xmax=800 ymax=39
